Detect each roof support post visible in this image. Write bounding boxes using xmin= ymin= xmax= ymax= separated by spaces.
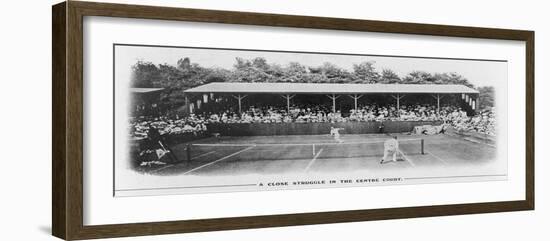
xmin=348 ymin=94 xmax=364 ymax=111
xmin=462 ymin=94 xmax=475 ymax=112
xmin=184 ymin=95 xmax=190 ymax=115
xmin=475 ymin=94 xmax=479 ymax=111
xmin=437 ymin=94 xmax=440 ymax=114
xmin=280 ymin=94 xmax=296 ymax=113
xmin=326 ymin=94 xmax=340 ymax=113
xmin=232 ymin=94 xmax=247 ymax=114
xmin=431 ymin=94 xmax=444 ymax=115
xmin=391 ymin=94 xmax=405 ymax=116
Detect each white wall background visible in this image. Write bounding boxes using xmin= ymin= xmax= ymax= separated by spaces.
xmin=0 ymin=0 xmax=546 ymax=240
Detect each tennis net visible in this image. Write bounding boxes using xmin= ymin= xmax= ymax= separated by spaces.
xmin=185 ymin=138 xmax=425 ymax=162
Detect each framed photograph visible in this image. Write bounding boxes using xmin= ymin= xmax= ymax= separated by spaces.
xmin=52 ymin=1 xmax=534 ymax=240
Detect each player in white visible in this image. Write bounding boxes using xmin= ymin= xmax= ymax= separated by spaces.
xmin=380 ymin=136 xmax=399 ymax=164
xmin=330 ymin=126 xmax=344 ymax=143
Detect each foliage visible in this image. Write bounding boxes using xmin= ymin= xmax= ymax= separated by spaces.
xmin=130 ymin=57 xmax=486 ymax=107
xmin=477 ymin=86 xmax=495 ymax=110
xmin=131 ymin=61 xmax=162 ymax=88
xmin=352 ymin=61 xmax=380 ymax=83
xmin=379 ymin=69 xmax=401 ymax=84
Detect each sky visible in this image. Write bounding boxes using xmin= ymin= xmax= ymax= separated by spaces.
xmin=115 ymin=45 xmax=508 ymax=88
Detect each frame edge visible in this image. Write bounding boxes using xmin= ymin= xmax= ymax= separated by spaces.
xmin=71 ymin=0 xmax=533 ymax=40
xmin=56 ymin=1 xmax=536 ymax=240
xmin=52 ymin=1 xmax=68 ymax=240
xmin=525 ymin=31 xmax=535 ymax=210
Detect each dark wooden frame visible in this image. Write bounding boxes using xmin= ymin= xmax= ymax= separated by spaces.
xmin=52 ymin=1 xmax=535 ymax=240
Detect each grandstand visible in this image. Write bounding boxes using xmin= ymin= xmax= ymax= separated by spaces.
xmin=182 ymin=82 xmax=480 ymax=116
xmin=129 ymin=82 xmax=496 ymax=176
xmin=130 ymin=87 xmax=163 ymax=116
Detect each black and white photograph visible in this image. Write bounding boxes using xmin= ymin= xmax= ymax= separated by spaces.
xmin=0 ymin=0 xmax=543 ymax=240
xmin=113 ymin=44 xmax=507 ymax=196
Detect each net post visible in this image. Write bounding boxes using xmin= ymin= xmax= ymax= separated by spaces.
xmin=186 ymin=144 xmax=191 ymax=162
xmin=312 ymin=144 xmax=316 ymax=157
xmin=421 ymin=139 xmax=425 ymax=155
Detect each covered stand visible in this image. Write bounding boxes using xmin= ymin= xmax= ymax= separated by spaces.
xmin=183 ymin=82 xmax=479 ymax=115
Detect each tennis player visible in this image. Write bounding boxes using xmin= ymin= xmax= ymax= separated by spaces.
xmin=147 ymin=124 xmax=178 ymax=162
xmin=380 ymin=136 xmax=399 ymax=164
xmin=330 ymin=126 xmax=344 ymax=143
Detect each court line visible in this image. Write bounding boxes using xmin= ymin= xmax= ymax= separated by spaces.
xmin=479 ymin=142 xmax=496 ymax=148
xmin=398 ymin=150 xmax=416 ymax=167
xmin=149 ymin=151 xmax=218 ymax=174
xmin=304 ymin=148 xmax=324 ymax=172
xmin=426 ymin=151 xmax=448 ymax=165
xmin=463 ymin=138 xmax=497 ymax=148
xmin=446 ymin=133 xmax=496 ymax=148
xmin=192 ymin=138 xmax=423 ymax=147
xmin=190 ymin=151 xmax=216 ymax=160
xmin=182 ymin=146 xmax=256 ymax=175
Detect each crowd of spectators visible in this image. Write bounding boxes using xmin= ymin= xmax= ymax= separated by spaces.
xmin=130 ymin=115 xmax=208 ymax=140
xmin=445 ymin=108 xmax=496 ymax=135
xmin=129 ymin=103 xmax=496 ymax=139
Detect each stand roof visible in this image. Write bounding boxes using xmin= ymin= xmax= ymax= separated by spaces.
xmin=183 ymin=82 xmax=478 ymax=94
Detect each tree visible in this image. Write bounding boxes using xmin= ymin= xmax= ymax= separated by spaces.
xmin=379 ymin=69 xmax=401 ymax=84
xmin=231 ymin=57 xmax=271 ymax=82
xmin=251 ymin=57 xmax=269 ymax=71
xmin=352 ymin=61 xmax=380 ymax=83
xmin=402 ymin=71 xmax=434 ymax=84
xmin=278 ymin=62 xmax=305 ymax=82
xmin=318 ymin=62 xmax=351 ymax=83
xmin=445 ymin=72 xmax=474 ymax=88
xmin=287 ymin=62 xmax=307 ymax=74
xmin=429 ymin=72 xmax=473 ymax=87
xmin=233 ymin=57 xmax=252 ymax=70
xmin=176 ymin=57 xmax=191 ymax=71
xmin=477 ymin=86 xmax=495 ymax=110
xmin=204 ymin=68 xmax=231 ymax=83
xmin=265 ymin=64 xmax=285 ymax=82
xmin=130 ymin=61 xmax=162 ymax=88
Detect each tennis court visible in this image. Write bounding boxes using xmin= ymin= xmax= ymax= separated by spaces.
xmin=150 ymin=133 xmax=496 ymax=176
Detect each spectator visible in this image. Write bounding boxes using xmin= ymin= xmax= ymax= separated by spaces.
xmin=129 ymin=103 xmax=496 ymax=139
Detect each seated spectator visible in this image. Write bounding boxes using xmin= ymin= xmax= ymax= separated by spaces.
xmin=129 ymin=103 xmax=496 ymax=138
